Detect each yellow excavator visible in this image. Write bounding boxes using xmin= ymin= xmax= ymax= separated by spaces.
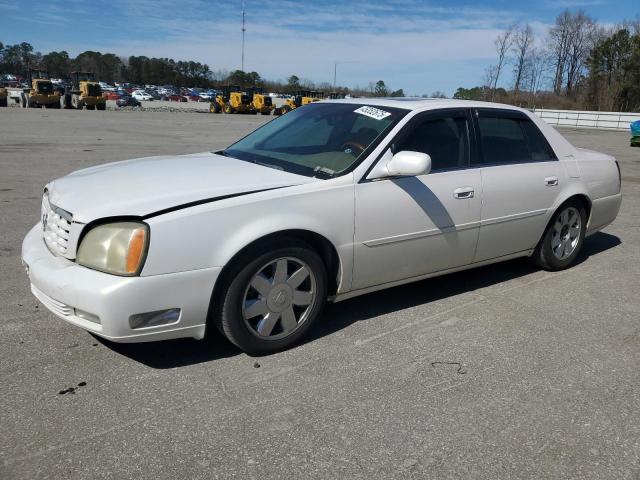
xmin=279 ymin=90 xmax=320 ymax=114
xmin=248 ymin=87 xmax=275 ymax=115
xmin=60 ymin=72 xmax=106 ymax=110
xmin=21 ymin=70 xmax=61 ymax=108
xmin=209 ymin=85 xmax=252 ymax=114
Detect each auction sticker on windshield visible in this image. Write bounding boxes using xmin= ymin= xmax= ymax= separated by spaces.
xmin=354 ymin=106 xmax=392 ymax=120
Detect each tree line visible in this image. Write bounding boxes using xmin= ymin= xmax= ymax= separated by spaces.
xmin=454 ymin=10 xmax=640 ymax=112
xmin=0 ymin=41 xmax=395 ymax=95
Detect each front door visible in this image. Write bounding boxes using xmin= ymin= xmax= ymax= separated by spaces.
xmin=353 ymin=109 xmax=482 ymax=290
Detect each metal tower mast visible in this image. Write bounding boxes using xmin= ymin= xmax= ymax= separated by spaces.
xmin=241 ymin=0 xmax=246 ymax=71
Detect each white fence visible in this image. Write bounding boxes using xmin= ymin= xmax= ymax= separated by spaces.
xmin=532 ymin=108 xmax=639 ymax=131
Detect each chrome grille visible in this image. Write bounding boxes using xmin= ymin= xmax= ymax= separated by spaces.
xmin=42 ymin=192 xmax=73 ymax=256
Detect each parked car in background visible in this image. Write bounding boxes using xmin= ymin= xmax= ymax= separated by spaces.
xmin=21 ymin=99 xmax=621 ymax=354
xmin=116 ymin=94 xmax=141 ymax=107
xmin=103 ymin=91 xmax=121 ymax=101
xmin=131 ymin=90 xmax=153 ymax=101
xmin=168 ymin=94 xmax=187 ymax=102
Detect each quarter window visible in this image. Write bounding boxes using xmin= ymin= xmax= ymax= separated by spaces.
xmin=477 ymin=114 xmax=556 ymax=164
xmin=396 ymin=114 xmax=470 ymax=171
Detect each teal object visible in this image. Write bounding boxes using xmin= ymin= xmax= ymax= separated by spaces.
xmin=632 ymin=120 xmax=640 ymax=147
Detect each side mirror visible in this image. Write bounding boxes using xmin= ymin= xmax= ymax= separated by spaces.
xmin=367 ymin=150 xmax=432 ymax=180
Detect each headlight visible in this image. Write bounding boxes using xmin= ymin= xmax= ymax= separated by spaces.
xmin=77 ymin=222 xmax=149 ymax=276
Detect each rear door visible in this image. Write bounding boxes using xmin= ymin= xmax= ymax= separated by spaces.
xmin=472 ymin=108 xmax=564 ymax=262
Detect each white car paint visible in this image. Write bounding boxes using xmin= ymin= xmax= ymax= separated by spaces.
xmin=131 ymin=90 xmax=153 ymax=101
xmin=22 ymin=98 xmax=622 ymax=344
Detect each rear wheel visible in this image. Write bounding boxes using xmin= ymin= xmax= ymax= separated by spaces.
xmin=531 ymin=200 xmax=587 ymax=271
xmin=96 ymin=102 xmax=106 ymax=111
xmin=0 ymin=97 xmax=7 ymax=107
xmin=212 ymin=239 xmax=327 ymax=355
xmin=72 ymin=95 xmax=83 ymax=110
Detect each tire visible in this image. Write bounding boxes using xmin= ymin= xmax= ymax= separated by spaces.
xmin=531 ymin=200 xmax=587 ymax=271
xmin=211 ymin=239 xmax=327 ymax=355
xmin=0 ymin=97 xmax=7 ymax=107
xmin=96 ymin=102 xmax=106 ymax=111
xmin=72 ymin=95 xmax=83 ymax=110
xmin=224 ymin=103 xmax=234 ymax=114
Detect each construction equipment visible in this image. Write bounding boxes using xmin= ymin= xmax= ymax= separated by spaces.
xmin=248 ymin=86 xmax=275 ymax=115
xmin=21 ymin=70 xmax=61 ymax=108
xmin=279 ymin=90 xmax=320 ymax=114
xmin=209 ymin=85 xmax=251 ymax=114
xmin=60 ymin=72 xmax=106 ymax=110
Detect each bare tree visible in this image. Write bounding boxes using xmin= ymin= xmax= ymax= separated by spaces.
xmin=548 ymin=10 xmax=572 ymax=95
xmin=565 ymin=11 xmax=597 ymax=95
xmin=512 ymin=24 xmax=534 ymax=95
xmin=525 ymin=48 xmax=548 ymax=107
xmin=482 ymin=64 xmax=498 ymax=100
xmin=489 ymin=26 xmax=515 ymax=100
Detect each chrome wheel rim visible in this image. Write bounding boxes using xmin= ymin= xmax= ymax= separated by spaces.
xmin=242 ymin=257 xmax=317 ymax=340
xmin=552 ymin=207 xmax=581 ymax=260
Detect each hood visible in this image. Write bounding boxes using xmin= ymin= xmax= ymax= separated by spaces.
xmin=48 ymin=152 xmax=315 ymax=223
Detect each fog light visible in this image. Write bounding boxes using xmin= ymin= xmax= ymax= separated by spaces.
xmin=129 ymin=308 xmax=181 ymax=330
xmin=75 ymin=309 xmax=101 ymax=324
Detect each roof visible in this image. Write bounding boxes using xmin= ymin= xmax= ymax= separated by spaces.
xmin=323 ymin=97 xmax=528 ymax=114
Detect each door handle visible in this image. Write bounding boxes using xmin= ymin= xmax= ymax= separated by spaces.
xmin=545 ymin=176 xmax=559 ymax=186
xmin=453 ymin=187 xmax=474 ymax=199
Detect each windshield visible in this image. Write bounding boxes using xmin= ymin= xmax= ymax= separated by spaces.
xmin=223 ymin=103 xmax=407 ymax=178
xmin=37 ymin=81 xmax=54 ymax=94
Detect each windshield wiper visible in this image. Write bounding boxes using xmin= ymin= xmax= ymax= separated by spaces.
xmin=256 ymin=161 xmax=284 ymax=171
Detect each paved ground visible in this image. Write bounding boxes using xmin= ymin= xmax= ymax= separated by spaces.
xmin=1 ymin=107 xmax=639 ymax=479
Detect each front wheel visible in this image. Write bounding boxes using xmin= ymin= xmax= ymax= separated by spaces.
xmin=212 ymin=240 xmax=327 ymax=355
xmin=531 ymin=201 xmax=586 ymax=271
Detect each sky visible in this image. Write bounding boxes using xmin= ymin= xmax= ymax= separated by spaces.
xmin=2 ymin=0 xmax=638 ymax=95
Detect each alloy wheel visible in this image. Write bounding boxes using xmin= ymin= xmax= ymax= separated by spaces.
xmin=242 ymin=257 xmax=317 ymax=340
xmin=551 ymin=206 xmax=581 ymax=260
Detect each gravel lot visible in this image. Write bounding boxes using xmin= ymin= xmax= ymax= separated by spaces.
xmin=1 ymin=107 xmax=639 ymax=479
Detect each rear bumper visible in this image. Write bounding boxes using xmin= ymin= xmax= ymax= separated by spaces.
xmin=587 ymin=192 xmax=622 ymax=235
xmin=21 ymin=224 xmax=221 ymax=343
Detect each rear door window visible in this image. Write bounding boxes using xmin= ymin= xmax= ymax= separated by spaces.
xmin=476 ymin=110 xmax=556 ymax=165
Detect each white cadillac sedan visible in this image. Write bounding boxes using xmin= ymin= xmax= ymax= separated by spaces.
xmin=22 ymin=99 xmax=622 ymax=354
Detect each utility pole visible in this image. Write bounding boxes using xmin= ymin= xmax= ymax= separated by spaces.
xmin=241 ymin=0 xmax=246 ymax=72
xmin=333 ymin=62 xmax=337 ymax=90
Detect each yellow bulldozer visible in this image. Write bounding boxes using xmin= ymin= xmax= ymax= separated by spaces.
xmin=279 ymin=90 xmax=320 ymax=114
xmin=209 ymin=85 xmax=252 ymax=114
xmin=248 ymin=87 xmax=275 ymax=115
xmin=60 ymin=72 xmax=106 ymax=110
xmin=21 ymin=70 xmax=61 ymax=108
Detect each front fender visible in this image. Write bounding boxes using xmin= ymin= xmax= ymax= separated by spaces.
xmin=141 ymin=181 xmax=355 ymax=290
